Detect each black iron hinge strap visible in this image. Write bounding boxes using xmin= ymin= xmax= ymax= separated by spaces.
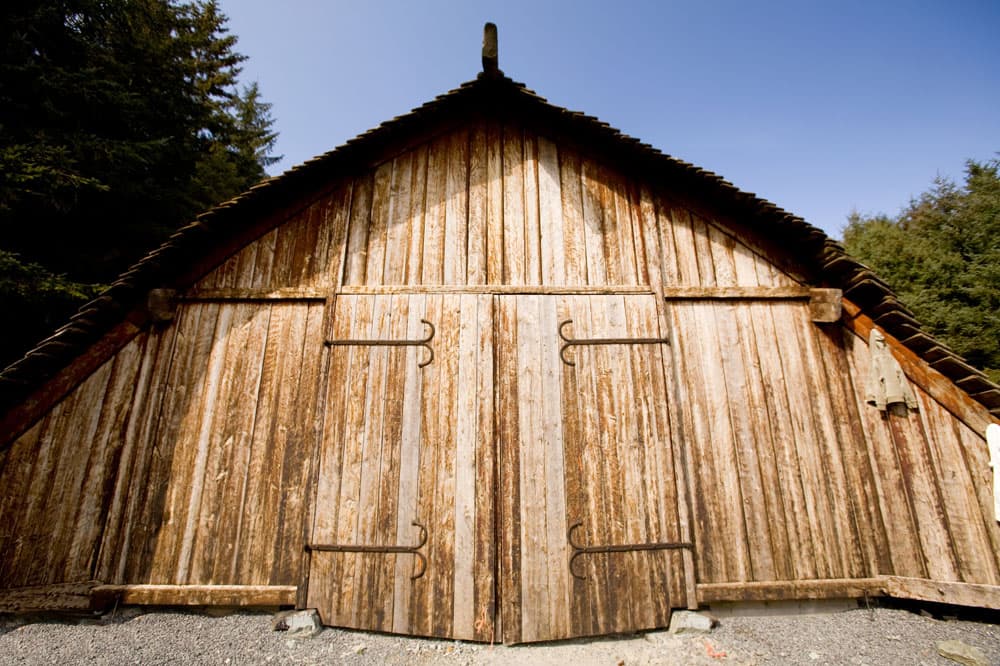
xmin=558 ymin=319 xmax=669 ymax=366
xmin=306 ymin=521 xmax=429 ymax=579
xmin=567 ymin=521 xmax=694 ymax=580
xmin=325 ymin=319 xmax=435 ymax=367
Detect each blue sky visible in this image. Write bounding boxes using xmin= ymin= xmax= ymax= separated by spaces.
xmin=217 ymin=1 xmax=1000 ymax=239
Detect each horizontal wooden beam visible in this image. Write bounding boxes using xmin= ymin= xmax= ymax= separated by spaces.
xmin=0 ymin=581 xmax=100 ymax=613
xmin=340 ymin=284 xmax=656 ymax=295
xmin=182 ymin=287 xmax=327 ymax=301
xmin=661 ymin=286 xmax=811 ymax=300
xmin=90 ymin=584 xmax=297 ymax=608
xmin=841 ymin=298 xmax=998 ymax=434
xmin=697 ymin=578 xmax=885 ymax=603
xmin=883 ymin=576 xmax=1000 ymax=610
xmin=184 ymin=285 xmax=659 ymax=300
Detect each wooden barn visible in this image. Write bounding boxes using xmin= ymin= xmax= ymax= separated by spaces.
xmin=3 ymin=27 xmax=1000 ymax=643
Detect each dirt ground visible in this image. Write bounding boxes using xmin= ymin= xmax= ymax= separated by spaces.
xmin=2 ymin=601 xmax=999 ymax=665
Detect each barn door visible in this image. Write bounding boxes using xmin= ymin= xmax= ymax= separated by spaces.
xmin=306 ymin=293 xmax=496 ymax=641
xmin=497 ymin=294 xmax=685 ymax=643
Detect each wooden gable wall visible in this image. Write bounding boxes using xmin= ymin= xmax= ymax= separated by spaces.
xmin=2 ymin=118 xmax=998 ymax=625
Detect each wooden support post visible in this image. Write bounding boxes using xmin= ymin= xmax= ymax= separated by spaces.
xmin=482 ymin=23 xmax=499 ymax=75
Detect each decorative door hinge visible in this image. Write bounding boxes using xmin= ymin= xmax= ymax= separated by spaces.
xmin=558 ymin=319 xmax=670 ymax=366
xmin=307 ymin=521 xmax=429 ymax=579
xmin=567 ymin=521 xmax=693 ymax=580
xmin=325 ymin=319 xmax=435 ymax=367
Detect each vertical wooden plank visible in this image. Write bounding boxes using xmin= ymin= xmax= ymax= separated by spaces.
xmin=247 ymin=228 xmax=278 ymax=289
xmin=344 ymin=173 xmax=374 ymax=286
xmin=443 ymin=129 xmax=470 ymax=285
xmin=364 ymin=161 xmax=393 ymax=286
xmin=174 ymin=304 xmax=235 ymax=583
xmin=272 ymin=302 xmax=325 ymax=586
xmin=430 ymin=295 xmax=459 ymax=636
xmin=38 ymin=361 xmax=115 ymax=583
xmin=502 ymin=127 xmax=525 ymax=285
xmin=917 ymin=389 xmax=999 ymax=583
xmin=468 ymin=124 xmax=488 ymax=286
xmin=112 ymin=323 xmax=180 ymax=583
xmin=94 ymin=333 xmax=156 ymax=583
xmin=557 ymin=296 xmax=592 ymax=637
xmin=797 ymin=316 xmax=868 ymax=580
xmin=539 ymin=296 xmax=570 ymax=637
xmin=382 ymin=153 xmax=414 ymax=286
xmin=669 ymin=207 xmax=700 ymax=286
xmin=609 ymin=177 xmax=638 ymax=285
xmin=630 ymin=296 xmax=677 ymax=621
xmin=597 ymin=172 xmax=624 ymax=285
xmin=452 ymin=294 xmax=478 ymax=638
xmin=192 ymin=303 xmax=269 ymax=584
xmin=516 ymin=295 xmax=548 ymax=641
xmin=145 ymin=302 xmax=221 ymax=583
xmin=353 ymin=296 xmax=392 ymax=625
xmin=497 ymin=296 xmax=522 ymax=643
xmin=588 ymin=296 xmax=634 ymax=629
xmin=421 ymin=137 xmax=448 ymax=285
xmin=368 ymin=296 xmax=407 ymax=629
xmin=812 ymin=323 xmax=892 ymax=579
xmin=886 ymin=407 xmax=961 ymax=581
xmin=308 ymin=296 xmax=357 ymax=624
xmin=486 ymin=122 xmax=504 ymax=285
xmin=5 ymin=401 xmax=70 ymax=585
xmin=242 ymin=304 xmax=313 ymax=586
xmin=391 ymin=294 xmax=426 ymax=634
xmin=580 ymin=159 xmax=607 ymax=286
xmin=537 ymin=136 xmax=565 ymax=285
xmin=409 ymin=295 xmax=441 ymax=634
xmin=52 ymin=336 xmax=143 ymax=582
xmin=574 ymin=296 xmax=615 ymax=629
xmin=321 ymin=182 xmax=354 ymax=289
xmin=956 ymin=425 xmax=1000 ymax=576
xmin=559 ymin=149 xmax=587 ymax=285
xmin=522 ymin=134 xmax=542 ymax=284
xmin=472 ymin=294 xmax=496 ymax=641
xmin=0 ymin=424 xmax=42 ymax=584
xmin=404 ymin=145 xmax=429 ymax=287
xmin=769 ymin=302 xmax=838 ymax=579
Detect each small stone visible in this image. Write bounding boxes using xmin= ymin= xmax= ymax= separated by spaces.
xmin=809 ymin=652 xmax=821 ymax=660
xmin=937 ymin=639 xmax=988 ymax=666
xmin=668 ymin=610 xmax=716 ymax=634
xmin=353 ymin=644 xmax=366 ymax=655
xmin=271 ymin=609 xmax=322 ymax=637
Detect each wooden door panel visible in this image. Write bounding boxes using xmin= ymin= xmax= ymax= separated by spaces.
xmin=499 ymin=294 xmax=680 ymax=642
xmin=307 ymin=294 xmax=495 ymax=640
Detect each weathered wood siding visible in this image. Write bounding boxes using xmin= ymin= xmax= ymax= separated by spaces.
xmin=2 ymin=118 xmax=998 ymax=637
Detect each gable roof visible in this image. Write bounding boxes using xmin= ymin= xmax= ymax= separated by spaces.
xmin=2 ymin=68 xmax=999 ymax=433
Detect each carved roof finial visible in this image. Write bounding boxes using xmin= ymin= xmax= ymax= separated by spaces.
xmin=482 ymin=23 xmax=499 ymax=76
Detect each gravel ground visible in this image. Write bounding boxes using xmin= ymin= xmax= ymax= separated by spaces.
xmin=1 ymin=604 xmax=999 ymax=665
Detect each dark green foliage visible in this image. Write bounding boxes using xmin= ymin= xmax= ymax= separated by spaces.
xmin=843 ymin=158 xmax=1000 ymax=383
xmin=0 ymin=0 xmax=279 ymax=368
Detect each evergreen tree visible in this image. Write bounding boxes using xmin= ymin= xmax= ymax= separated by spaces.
xmin=0 ymin=0 xmax=280 ymax=367
xmin=843 ymin=158 xmax=1000 ymax=383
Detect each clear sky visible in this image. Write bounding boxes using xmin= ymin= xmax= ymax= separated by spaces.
xmin=217 ymin=0 xmax=999 ymax=239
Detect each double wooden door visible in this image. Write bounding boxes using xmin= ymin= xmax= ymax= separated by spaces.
xmin=306 ymin=293 xmax=686 ymax=643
